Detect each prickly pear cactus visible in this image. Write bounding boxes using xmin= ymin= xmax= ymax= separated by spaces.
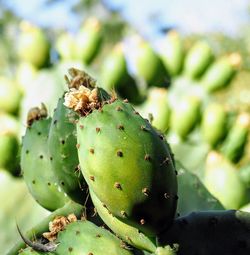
xmin=64 ymin=69 xmax=178 ymax=236
xmin=48 ymin=96 xmax=87 ymax=205
xmin=54 ymin=220 xmax=134 ymax=255
xmin=21 ymin=104 xmax=69 ymax=211
xmin=158 ymin=210 xmax=250 ymax=255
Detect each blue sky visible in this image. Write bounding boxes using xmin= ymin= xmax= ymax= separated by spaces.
xmin=3 ymin=0 xmax=250 ymax=37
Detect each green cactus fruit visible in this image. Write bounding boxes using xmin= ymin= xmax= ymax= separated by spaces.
xmin=204 ymin=151 xmax=248 ymax=209
xmin=176 ymin=161 xmax=223 ymax=216
xmin=17 ymin=21 xmax=50 ymax=68
xmin=238 ymin=164 xmax=250 ymax=188
xmin=158 ymin=210 xmax=250 ymax=255
xmin=134 ymin=38 xmax=168 ymax=87
xmin=221 ymin=113 xmax=250 ymax=163
xmin=55 ymin=220 xmax=134 ymax=255
xmin=48 ymin=96 xmax=87 ymax=204
xmin=0 ymin=77 xmax=21 ymax=115
xmin=56 ymin=32 xmax=75 ymax=60
xmin=141 ymin=88 xmax=170 ymax=132
xmin=201 ymin=53 xmax=241 ymax=92
xmin=100 ymin=43 xmax=142 ymax=104
xmin=184 ymin=41 xmax=213 ymax=79
xmin=64 ymin=70 xmax=178 ymax=236
xmin=21 ymin=105 xmax=69 ymax=211
xmin=160 ymin=31 xmax=184 ymax=76
xmin=74 ymin=17 xmax=102 ymax=65
xmin=16 ymin=62 xmax=38 ymax=92
xmin=201 ymin=103 xmax=227 ymax=147
xmin=170 ymin=96 xmax=201 ymax=139
xmin=90 ymin=190 xmax=157 ymax=253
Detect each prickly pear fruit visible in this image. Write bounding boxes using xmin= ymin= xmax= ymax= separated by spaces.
xmin=48 ymin=96 xmax=87 ymax=204
xmin=184 ymin=41 xmax=213 ymax=79
xmin=204 ymin=151 xmax=248 ymax=209
xmin=158 ymin=210 xmax=250 ymax=255
xmin=201 ymin=53 xmax=241 ymax=92
xmin=159 ymin=30 xmax=184 ymax=76
xmin=170 ymin=96 xmax=201 ymax=139
xmin=74 ymin=17 xmax=102 ymax=65
xmin=141 ymin=88 xmax=170 ymax=132
xmin=0 ymin=77 xmax=21 ymax=115
xmin=201 ymin=103 xmax=227 ymax=147
xmin=222 ymin=113 xmax=250 ymax=163
xmin=134 ymin=38 xmax=168 ymax=87
xmin=238 ymin=164 xmax=250 ymax=188
xmin=100 ymin=43 xmax=142 ymax=104
xmin=64 ymin=69 xmax=178 ymax=236
xmin=55 ymin=220 xmax=134 ymax=255
xmin=21 ymin=104 xmax=69 ymax=211
xmin=17 ymin=21 xmax=50 ymax=68
xmin=90 ymin=190 xmax=157 ymax=253
xmin=56 ymin=32 xmax=75 ymax=60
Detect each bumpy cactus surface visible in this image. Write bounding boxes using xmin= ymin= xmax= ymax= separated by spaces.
xmin=64 ymin=69 xmax=178 ymax=236
xmin=21 ymin=104 xmax=69 ymax=211
xmin=48 ymin=96 xmax=87 ymax=204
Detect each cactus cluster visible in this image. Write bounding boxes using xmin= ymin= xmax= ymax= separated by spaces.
xmin=6 ymin=68 xmax=250 ymax=255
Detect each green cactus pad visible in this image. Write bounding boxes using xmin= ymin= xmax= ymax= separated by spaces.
xmin=204 ymin=151 xmax=248 ymax=209
xmin=21 ymin=112 xmax=69 ymax=211
xmin=18 ymin=247 xmax=47 ymax=255
xmin=55 ymin=220 xmax=134 ymax=255
xmin=158 ymin=210 xmax=250 ymax=255
xmin=48 ymin=96 xmax=88 ymax=204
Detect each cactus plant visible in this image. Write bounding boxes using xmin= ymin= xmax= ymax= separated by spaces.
xmin=64 ymin=69 xmax=178 ymax=236
xmin=48 ymin=96 xmax=88 ymax=205
xmin=21 ymin=104 xmax=69 ymax=211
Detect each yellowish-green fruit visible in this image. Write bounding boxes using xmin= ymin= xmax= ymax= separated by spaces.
xmin=134 ymin=38 xmax=168 ymax=87
xmin=0 ymin=77 xmax=21 ymax=115
xmin=222 ymin=113 xmax=250 ymax=163
xmin=17 ymin=21 xmax=50 ymax=68
xmin=201 ymin=53 xmax=241 ymax=92
xmin=160 ymin=31 xmax=184 ymax=76
xmin=170 ymin=96 xmax=201 ymax=139
xmin=204 ymin=151 xmax=248 ymax=209
xmin=56 ymin=32 xmax=75 ymax=60
xmin=184 ymin=41 xmax=213 ymax=79
xmin=74 ymin=18 xmax=102 ymax=64
xmin=16 ymin=62 xmax=38 ymax=92
xmin=201 ymin=103 xmax=227 ymax=147
xmin=142 ymin=88 xmax=170 ymax=132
